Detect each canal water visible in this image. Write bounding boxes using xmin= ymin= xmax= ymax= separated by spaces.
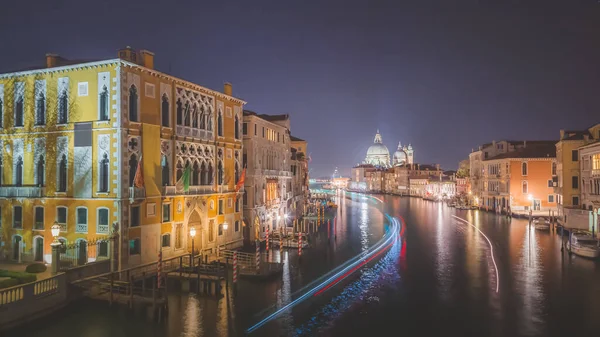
xmin=10 ymin=193 xmax=600 ymax=337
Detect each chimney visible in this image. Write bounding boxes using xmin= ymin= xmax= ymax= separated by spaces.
xmin=584 ymin=134 xmax=589 ymax=142
xmin=524 ymin=140 xmax=527 ymax=148
xmin=139 ymin=50 xmax=155 ymax=69
xmin=46 ymin=53 xmax=59 ymax=68
xmin=559 ymin=129 xmax=565 ymax=140
xmin=224 ymin=82 xmax=232 ymax=96
xmin=436 ymin=164 xmax=440 ymax=170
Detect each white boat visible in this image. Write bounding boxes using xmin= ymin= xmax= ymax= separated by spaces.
xmin=534 ymin=217 xmax=550 ymax=231
xmin=568 ymin=233 xmax=600 ymax=259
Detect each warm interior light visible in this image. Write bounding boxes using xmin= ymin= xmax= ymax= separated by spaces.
xmin=189 ymin=226 xmax=196 ymax=238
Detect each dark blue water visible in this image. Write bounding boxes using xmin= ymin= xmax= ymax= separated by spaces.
xmin=12 ymin=193 xmax=600 ymax=337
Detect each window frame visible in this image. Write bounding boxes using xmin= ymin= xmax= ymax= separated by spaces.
xmin=572 ymin=176 xmax=579 ymax=189
xmin=97 ymin=207 xmax=110 ymax=234
xmin=572 ymin=150 xmax=579 ymax=162
xmin=130 ymin=205 xmax=140 ymax=227
xmin=161 ymin=233 xmax=171 ymax=248
xmin=13 ymin=205 xmax=22 ymax=229
xmin=129 ymin=238 xmax=141 ymax=255
xmin=76 ymin=206 xmax=88 ymax=233
xmin=162 ymin=203 xmax=171 ymax=223
xmin=521 ymin=162 xmax=528 ymax=176
xmin=522 ymin=180 xmax=528 ymax=194
xmin=548 ymin=195 xmax=555 ymax=203
xmin=33 ymin=206 xmax=44 ymax=230
xmin=218 ymin=199 xmax=224 ymax=215
xmin=56 ymin=206 xmax=68 ymax=231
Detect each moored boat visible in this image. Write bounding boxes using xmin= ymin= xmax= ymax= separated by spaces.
xmin=568 ymin=233 xmax=600 ymax=259
xmin=534 ymin=217 xmax=550 ymax=231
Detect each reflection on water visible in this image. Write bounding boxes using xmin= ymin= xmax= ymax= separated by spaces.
xmin=14 ymin=194 xmax=600 ymax=337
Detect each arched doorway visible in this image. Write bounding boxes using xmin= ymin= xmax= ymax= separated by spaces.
xmin=34 ymin=236 xmax=44 ymax=262
xmin=188 ymin=210 xmax=202 ymax=255
xmin=12 ymin=235 xmax=22 ymax=260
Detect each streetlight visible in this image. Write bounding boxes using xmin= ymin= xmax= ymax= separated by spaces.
xmin=218 ymin=222 xmax=228 ymax=258
xmin=50 ymin=221 xmax=61 ymax=274
xmin=189 ymin=226 xmax=196 ymax=269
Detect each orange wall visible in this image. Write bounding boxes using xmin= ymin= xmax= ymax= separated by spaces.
xmin=510 ymin=160 xmax=556 ymax=208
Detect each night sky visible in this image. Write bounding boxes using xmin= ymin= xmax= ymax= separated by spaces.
xmin=1 ymin=1 xmax=599 ymax=177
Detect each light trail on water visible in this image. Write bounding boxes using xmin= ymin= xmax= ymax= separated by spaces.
xmin=451 ymin=215 xmax=500 ymax=293
xmin=246 ymin=193 xmax=403 ymax=334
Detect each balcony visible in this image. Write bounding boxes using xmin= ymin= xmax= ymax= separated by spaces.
xmin=129 ymin=187 xmax=146 ymax=200
xmin=176 ymin=125 xmax=213 ymax=141
xmin=163 ymin=185 xmax=214 ymax=196
xmin=76 ymin=223 xmax=88 ymax=233
xmin=0 ymin=185 xmax=45 ymax=198
xmin=97 ymin=223 xmax=109 ymax=234
xmin=592 ymin=169 xmax=600 ymax=177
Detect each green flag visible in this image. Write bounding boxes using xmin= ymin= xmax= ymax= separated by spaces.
xmin=176 ymin=165 xmax=191 ymax=193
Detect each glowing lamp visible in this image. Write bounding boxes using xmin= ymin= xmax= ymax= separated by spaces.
xmin=51 ymin=221 xmax=61 ymax=242
xmin=284 ymin=214 xmax=288 ymax=220
xmin=189 ymin=226 xmax=196 ymax=238
xmin=528 ymin=194 xmax=533 ymax=201
xmin=222 ymin=223 xmax=228 ymax=231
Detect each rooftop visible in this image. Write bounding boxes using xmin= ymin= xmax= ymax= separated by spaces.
xmin=485 ymin=142 xmax=556 ymax=160
xmin=243 ymin=110 xmax=289 ymax=122
xmin=290 ymin=135 xmax=306 ymax=142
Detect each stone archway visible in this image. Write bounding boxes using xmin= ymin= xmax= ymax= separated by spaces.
xmin=187 ymin=209 xmax=202 ymax=254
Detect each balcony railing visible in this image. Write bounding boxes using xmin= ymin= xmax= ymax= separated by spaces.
xmin=176 ymin=125 xmax=213 ymax=140
xmin=76 ymin=223 xmax=88 ymax=233
xmin=97 ymin=223 xmax=109 ymax=234
xmin=129 ymin=187 xmax=146 ymax=200
xmin=592 ymin=169 xmax=600 ymax=177
xmin=0 ymin=185 xmax=45 ymax=198
xmin=163 ymin=185 xmax=214 ymax=196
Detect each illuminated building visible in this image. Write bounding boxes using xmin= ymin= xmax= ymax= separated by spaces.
xmin=0 ymin=47 xmax=244 ymax=267
xmin=363 ymin=130 xmax=414 ymax=168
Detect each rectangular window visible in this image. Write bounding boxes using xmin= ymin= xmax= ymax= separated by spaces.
xmin=572 ymin=176 xmax=579 ymax=189
xmin=484 ymin=152 xmax=488 ymax=159
xmin=130 ymin=206 xmax=140 ymax=227
xmin=218 ymin=223 xmax=224 ymax=236
xmin=129 ymin=238 xmax=141 ymax=255
xmin=13 ymin=206 xmax=22 ymax=229
xmin=235 ymin=198 xmax=240 ymax=212
xmin=76 ymin=208 xmax=88 ymax=233
xmin=162 ymin=234 xmax=171 ymax=248
xmin=522 ymin=181 xmax=528 ymax=194
xmin=573 ymin=196 xmax=579 ymax=206
xmin=227 ymin=198 xmax=232 ymax=208
xmin=548 ymin=195 xmax=555 ymax=203
xmin=34 ymin=207 xmax=44 ymax=230
xmin=235 ymin=220 xmax=240 ymax=232
xmin=219 ymin=199 xmax=224 ymax=215
xmin=144 ymin=82 xmax=155 ymax=98
xmin=572 ymin=150 xmax=578 ymax=162
xmin=162 ymin=203 xmax=171 ymax=222
xmin=98 ymin=208 xmax=109 ymax=233
xmin=78 ymin=82 xmax=89 ymax=96
xmin=262 ymin=127 xmax=265 ymax=138
xmin=57 ymin=207 xmax=67 ymax=232
xmin=254 ymin=124 xmax=257 ymax=136
xmin=243 ymin=123 xmax=248 ymax=135
xmin=547 ymin=179 xmax=553 ymax=188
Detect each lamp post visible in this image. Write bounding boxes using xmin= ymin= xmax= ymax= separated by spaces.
xmin=189 ymin=226 xmax=196 ymax=269
xmin=50 ymin=221 xmax=61 ymax=274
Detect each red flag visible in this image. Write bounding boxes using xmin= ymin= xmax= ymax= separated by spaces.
xmin=234 ymin=167 xmax=246 ymax=201
xmin=134 ymin=156 xmax=145 ymax=188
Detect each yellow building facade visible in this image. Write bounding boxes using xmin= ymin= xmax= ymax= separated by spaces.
xmin=0 ymin=48 xmax=245 ymax=269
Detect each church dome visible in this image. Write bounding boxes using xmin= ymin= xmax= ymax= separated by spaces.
xmin=393 ymin=142 xmax=407 ymax=166
xmin=365 ymin=130 xmax=390 ymax=167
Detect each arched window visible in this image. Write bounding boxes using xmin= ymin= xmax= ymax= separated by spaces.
xmin=184 ymin=102 xmax=191 ymax=127
xmin=15 ymin=156 xmax=23 ymax=186
xmin=129 ymin=85 xmax=138 ymax=122
xmin=15 ymin=95 xmax=24 ymax=127
xmin=176 ymin=99 xmax=183 ymax=125
xmin=522 ymin=181 xmax=528 ymax=194
xmin=207 ymin=110 xmax=213 ymax=132
xmin=99 ymin=153 xmax=109 ymax=192
xmin=161 ymin=94 xmax=169 ymax=127
xmin=199 ymin=106 xmax=206 ymax=129
xmin=551 ymin=162 xmax=557 ymax=176
xmin=192 ymin=104 xmax=198 ymax=128
xmin=129 ymin=155 xmax=138 ymax=187
xmin=176 ymin=160 xmax=183 ymax=181
xmin=208 ymin=162 xmax=214 ymax=184
xmin=200 ymin=162 xmax=208 ymax=185
xmin=36 ymin=93 xmax=45 ymax=125
xmin=99 ymin=86 xmax=109 ymax=121
xmin=58 ymin=154 xmax=67 ymax=192
xmin=217 ymin=111 xmax=223 ymax=137
xmin=58 ymin=92 xmax=68 ymax=124
xmin=161 ymin=155 xmax=170 ymax=186
xmin=218 ymin=161 xmax=224 ymax=185
xmin=192 ymin=161 xmax=200 ymax=185
xmin=36 ymin=155 xmax=45 ymax=186
xmin=521 ymin=162 xmax=527 ymax=176
xmin=161 ymin=234 xmax=171 ymax=247
xmin=234 ymin=114 xmax=240 ymax=139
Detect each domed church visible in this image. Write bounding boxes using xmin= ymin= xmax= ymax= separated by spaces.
xmin=364 ymin=130 xmax=414 ymax=168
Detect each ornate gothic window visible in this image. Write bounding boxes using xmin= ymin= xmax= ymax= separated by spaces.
xmin=161 ymin=155 xmax=170 ymax=186
xmin=36 ymin=155 xmax=44 ymax=186
xmin=99 ymin=153 xmax=109 ymax=192
xmin=99 ymin=86 xmax=109 ymax=121
xmin=184 ymin=102 xmax=191 ymax=127
xmin=218 ymin=160 xmax=224 ymax=185
xmin=199 ymin=106 xmax=206 ymax=129
xmin=176 ymin=99 xmax=183 ymax=126
xmin=521 ymin=162 xmax=528 ymax=176
xmin=15 ymin=96 xmax=24 ymax=127
xmin=207 ymin=109 xmax=213 ymax=132
xmin=192 ymin=104 xmax=198 ymax=128
xmin=129 ymin=85 xmax=138 ymax=122
xmin=129 ymin=154 xmax=138 ymax=187
xmin=36 ymin=93 xmax=45 ymax=125
xmin=217 ymin=110 xmax=223 ymax=137
xmin=192 ymin=161 xmax=200 ymax=185
xmin=208 ymin=162 xmax=214 ymax=185
xmin=58 ymin=92 xmax=68 ymax=124
xmin=176 ymin=160 xmax=183 ymax=181
xmin=161 ymin=94 xmax=169 ymax=127
xmin=58 ymin=154 xmax=67 ymax=192
xmin=200 ymin=162 xmax=208 ymax=185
